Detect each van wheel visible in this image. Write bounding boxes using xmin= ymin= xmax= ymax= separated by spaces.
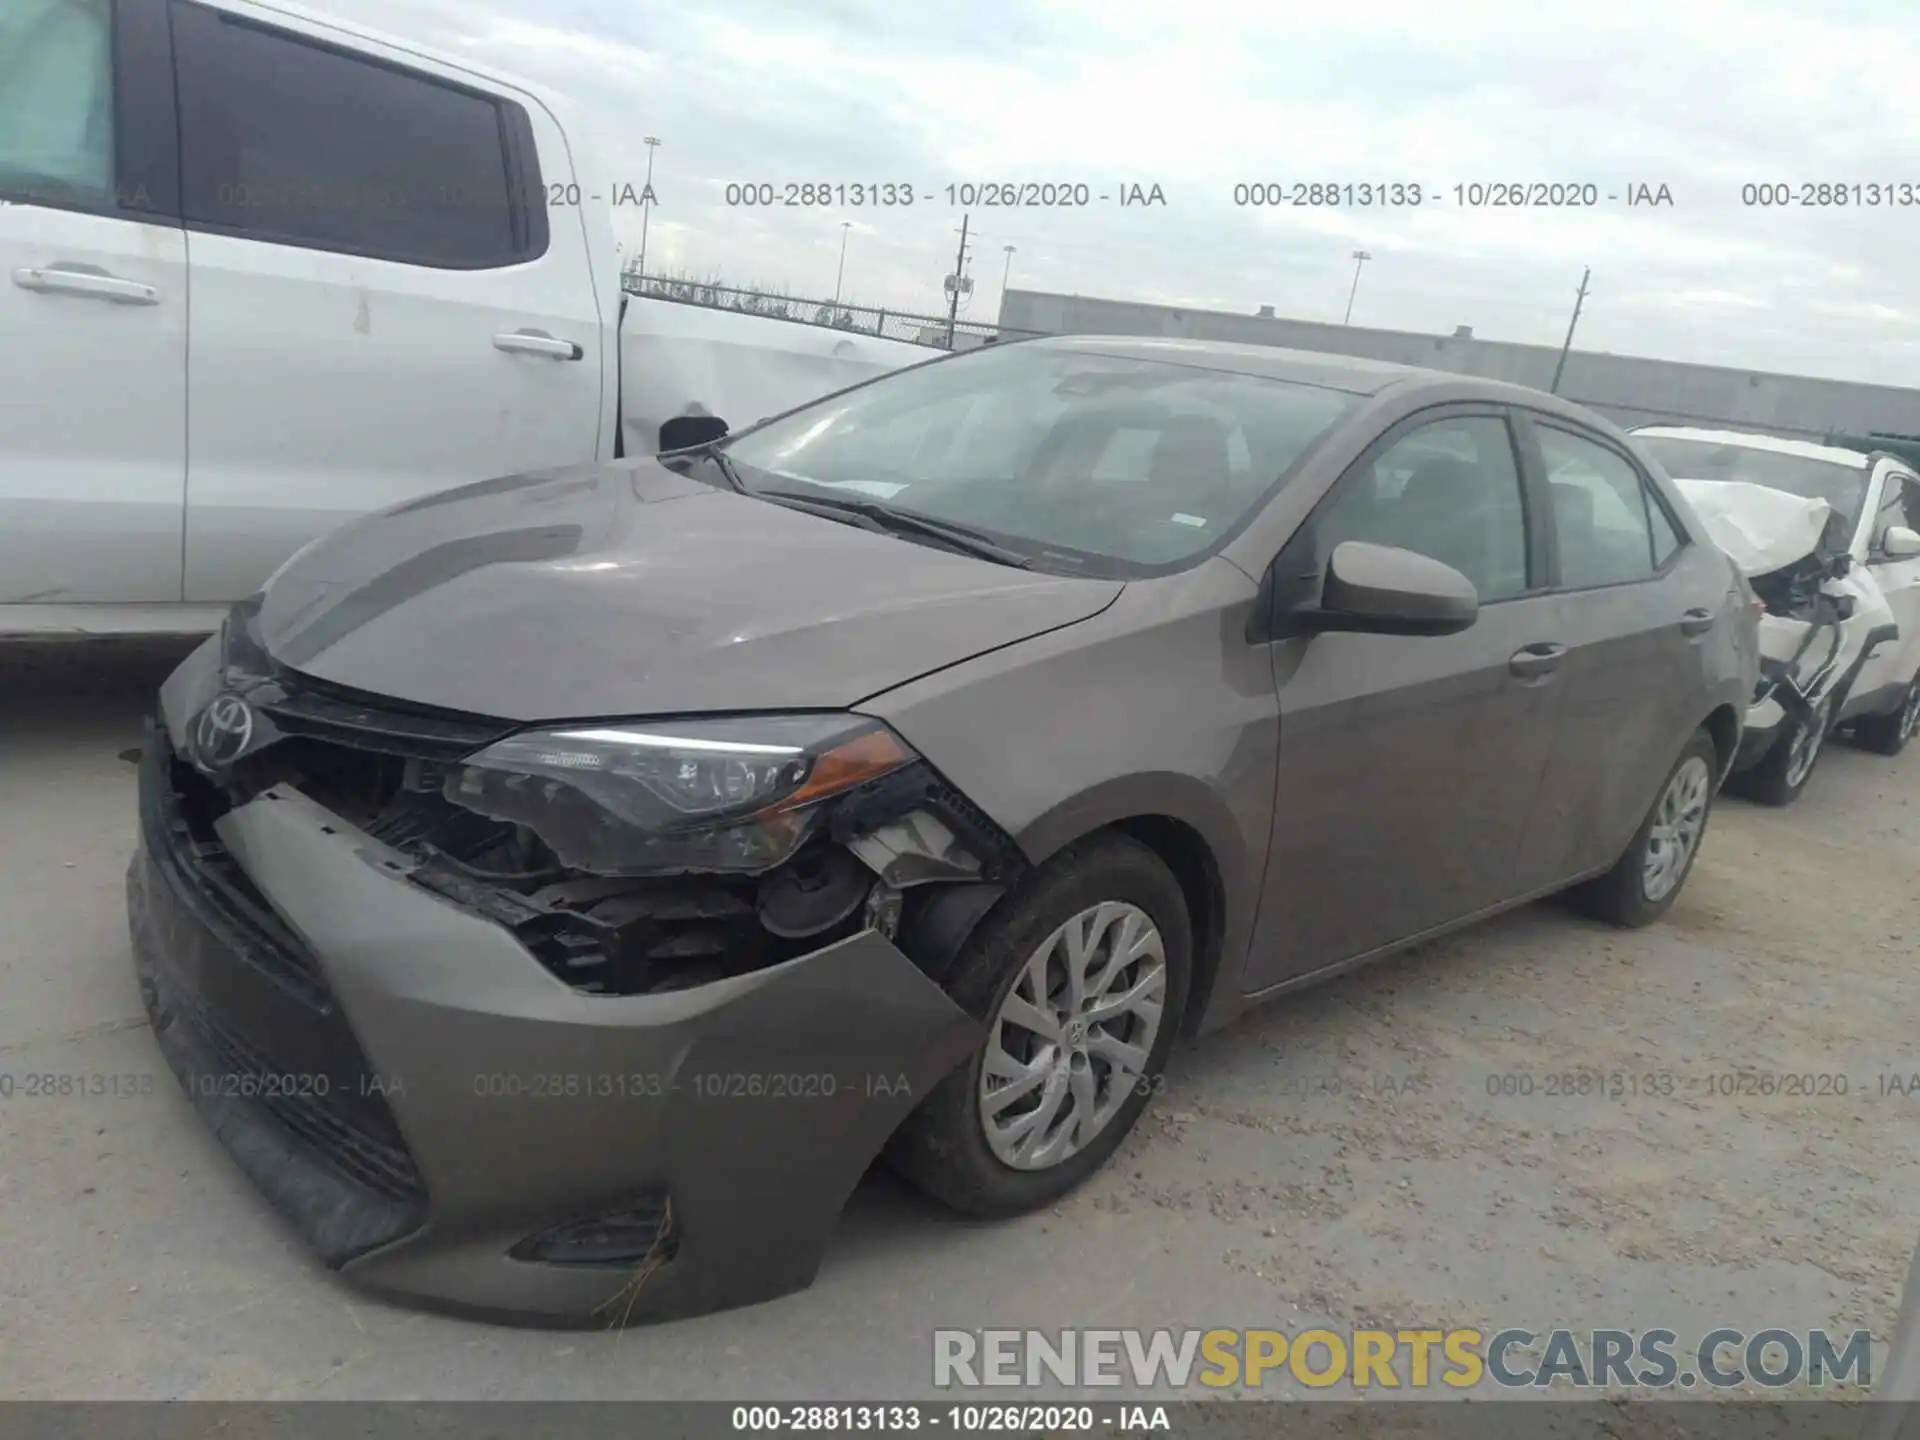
xmin=1571 ymin=728 xmax=1718 ymax=928
xmin=1853 ymin=673 xmax=1920 ymax=756
xmin=886 ymin=834 xmax=1189 ymax=1218
xmin=1732 ymin=694 xmax=1833 ymax=805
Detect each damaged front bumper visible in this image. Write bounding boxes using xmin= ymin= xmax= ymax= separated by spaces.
xmin=128 ymin=683 xmax=986 ymax=1326
xmin=1731 ymin=611 xmax=1903 ymax=772
xmin=1732 ymin=690 xmax=1790 ymax=771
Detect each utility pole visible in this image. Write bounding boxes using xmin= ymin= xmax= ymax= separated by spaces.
xmin=832 ymin=221 xmax=851 ymax=309
xmin=945 ymin=212 xmax=971 ymax=349
xmin=1343 ymin=249 xmax=1372 ymax=325
xmin=1549 ymin=266 xmax=1591 ymax=395
xmin=635 ymin=136 xmax=662 ymax=284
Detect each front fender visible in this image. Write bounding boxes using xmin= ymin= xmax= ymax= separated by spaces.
xmin=1015 ymin=772 xmax=1258 ymax=1036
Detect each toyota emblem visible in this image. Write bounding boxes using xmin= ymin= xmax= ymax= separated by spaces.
xmin=192 ymin=693 xmax=256 ymax=768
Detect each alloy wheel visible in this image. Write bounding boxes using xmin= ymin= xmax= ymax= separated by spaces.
xmin=979 ymin=901 xmax=1167 ymax=1171
xmin=1783 ymin=697 xmax=1832 ymax=790
xmin=1901 ymin=679 xmax=1920 ymax=743
xmin=1642 ymin=755 xmax=1712 ymax=902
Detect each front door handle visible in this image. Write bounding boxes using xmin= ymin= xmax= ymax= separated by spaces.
xmin=1680 ymin=607 xmax=1715 ymax=637
xmin=1509 ymin=642 xmax=1568 ymax=680
xmin=494 ymin=329 xmax=584 ymax=360
xmin=12 ymin=264 xmax=159 ymax=305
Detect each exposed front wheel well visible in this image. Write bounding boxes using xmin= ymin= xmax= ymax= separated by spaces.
xmin=1701 ymin=703 xmax=1741 ymax=783
xmin=1110 ymin=815 xmax=1226 ymax=1037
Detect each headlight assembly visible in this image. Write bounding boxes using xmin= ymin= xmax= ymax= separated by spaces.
xmin=442 ymin=714 xmax=917 ymax=875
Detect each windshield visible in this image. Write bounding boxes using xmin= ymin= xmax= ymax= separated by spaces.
xmin=717 ymin=343 xmax=1360 ymax=576
xmin=1635 ymin=436 xmax=1870 ymax=534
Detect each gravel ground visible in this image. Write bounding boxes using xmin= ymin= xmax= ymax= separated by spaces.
xmin=1 ymin=639 xmax=1916 ymax=1403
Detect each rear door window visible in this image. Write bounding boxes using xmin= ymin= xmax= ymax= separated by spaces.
xmin=172 ymin=1 xmax=544 ymax=268
xmin=1648 ymin=488 xmax=1684 ymax=567
xmin=1537 ymin=424 xmax=1673 ymax=588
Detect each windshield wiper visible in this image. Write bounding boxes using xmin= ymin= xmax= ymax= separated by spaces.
xmin=757 ymin=489 xmax=1034 ymax=569
xmin=693 ymin=445 xmax=748 ymax=493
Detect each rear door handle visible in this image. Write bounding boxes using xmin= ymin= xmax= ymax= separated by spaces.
xmin=1680 ymin=607 xmax=1715 ymax=637
xmin=1509 ymin=642 xmax=1567 ymax=680
xmin=12 ymin=265 xmax=159 ymax=305
xmin=494 ymin=329 xmax=584 ymax=360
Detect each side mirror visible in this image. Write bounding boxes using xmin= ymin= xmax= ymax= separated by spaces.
xmin=659 ymin=414 xmax=729 ymax=452
xmin=1292 ymin=541 xmax=1479 ymax=637
xmin=1881 ymin=525 xmax=1920 ymax=559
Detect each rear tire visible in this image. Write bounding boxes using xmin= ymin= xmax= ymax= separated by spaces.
xmin=886 ymin=834 xmax=1190 ymax=1218
xmin=1571 ymin=728 xmax=1718 ymax=928
xmin=1730 ymin=693 xmax=1832 ymax=806
xmin=1852 ymin=672 xmax=1920 ymax=757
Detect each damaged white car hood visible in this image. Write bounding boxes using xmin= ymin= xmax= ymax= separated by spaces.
xmin=1672 ymin=478 xmax=1830 ymax=577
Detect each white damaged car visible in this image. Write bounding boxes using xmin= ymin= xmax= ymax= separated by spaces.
xmin=1631 ymin=427 xmax=1920 ymax=803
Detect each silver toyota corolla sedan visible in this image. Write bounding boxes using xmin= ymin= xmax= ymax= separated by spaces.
xmin=130 ymin=336 xmax=1756 ymax=1325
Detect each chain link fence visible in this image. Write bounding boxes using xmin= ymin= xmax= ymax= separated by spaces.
xmin=621 ymin=270 xmax=1046 ymax=351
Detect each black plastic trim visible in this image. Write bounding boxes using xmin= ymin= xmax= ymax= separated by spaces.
xmin=826 ymin=760 xmax=1028 ymax=883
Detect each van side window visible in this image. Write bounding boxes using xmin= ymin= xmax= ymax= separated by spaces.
xmin=0 ymin=0 xmax=113 ymax=208
xmin=171 ymin=1 xmax=544 ymax=269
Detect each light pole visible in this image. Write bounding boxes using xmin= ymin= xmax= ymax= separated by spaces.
xmin=945 ymin=213 xmax=972 ymax=349
xmin=832 ymin=221 xmax=851 ymax=309
xmin=1343 ymin=249 xmax=1372 ymax=325
xmin=635 ymin=136 xmax=661 ymax=284
xmin=1000 ymin=244 xmax=1016 ymax=297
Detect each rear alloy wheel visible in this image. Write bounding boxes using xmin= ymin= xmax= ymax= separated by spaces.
xmin=1735 ymin=693 xmax=1833 ymax=806
xmin=1852 ymin=672 xmax=1920 ymax=757
xmin=886 ymin=834 xmax=1190 ymax=1217
xmin=1571 ymin=727 xmax=1719 ymax=927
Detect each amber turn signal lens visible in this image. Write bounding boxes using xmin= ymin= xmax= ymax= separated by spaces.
xmin=767 ymin=727 xmax=916 ymax=812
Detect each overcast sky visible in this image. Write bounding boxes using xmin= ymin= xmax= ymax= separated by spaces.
xmin=320 ymin=0 xmax=1920 ymax=386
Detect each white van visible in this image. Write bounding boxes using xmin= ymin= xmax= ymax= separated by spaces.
xmin=0 ymin=0 xmax=925 ymax=637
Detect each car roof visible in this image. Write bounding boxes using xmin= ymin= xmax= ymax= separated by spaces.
xmin=1630 ymin=425 xmax=1873 ymax=469
xmin=1030 ymin=335 xmax=1443 ymax=396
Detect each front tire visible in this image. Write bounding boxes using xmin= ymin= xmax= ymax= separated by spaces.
xmin=1571 ymin=727 xmax=1718 ymax=928
xmin=1852 ymin=672 xmax=1920 ymax=757
xmin=887 ymin=834 xmax=1190 ymax=1218
xmin=1731 ymin=693 xmax=1832 ymax=806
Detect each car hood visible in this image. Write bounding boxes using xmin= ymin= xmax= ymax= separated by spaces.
xmin=253 ymin=460 xmax=1123 ymax=722
xmin=1672 ymin=477 xmax=1832 ymax=578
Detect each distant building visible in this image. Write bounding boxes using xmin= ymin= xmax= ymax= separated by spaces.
xmin=998 ymin=289 xmax=1919 ymax=441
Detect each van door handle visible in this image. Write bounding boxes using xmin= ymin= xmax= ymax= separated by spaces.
xmin=12 ymin=265 xmax=158 ymax=305
xmin=1509 ymin=642 xmax=1567 ymax=680
xmin=494 ymin=329 xmax=583 ymax=360
xmin=1680 ymin=607 xmax=1715 ymax=637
